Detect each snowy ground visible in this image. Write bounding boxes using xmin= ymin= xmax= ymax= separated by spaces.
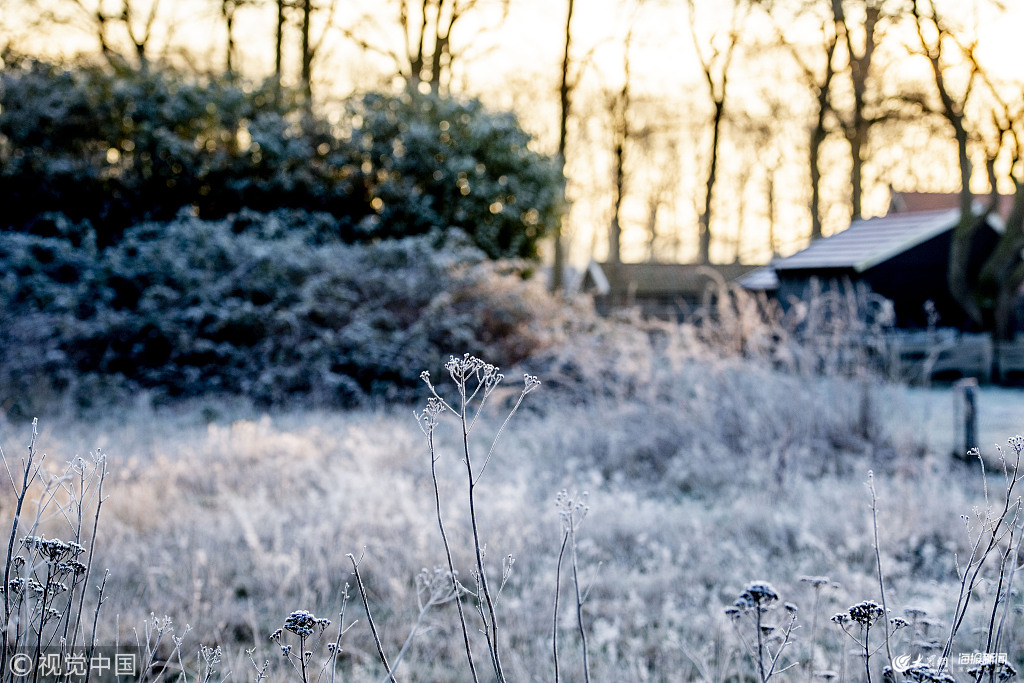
xmin=895 ymin=383 xmax=1024 ymax=458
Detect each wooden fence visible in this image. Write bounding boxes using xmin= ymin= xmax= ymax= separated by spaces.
xmin=885 ymin=330 xmax=1024 ymax=384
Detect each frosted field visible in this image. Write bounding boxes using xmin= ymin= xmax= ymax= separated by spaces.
xmin=2 ymin=367 xmax=1022 ymax=682
xmin=897 ymin=384 xmax=1024 ymax=458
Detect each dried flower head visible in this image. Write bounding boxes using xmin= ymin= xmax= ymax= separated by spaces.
xmin=735 ymin=582 xmax=779 ymax=610
xmin=280 ymin=610 xmax=330 ymax=638
xmin=845 ymin=600 xmax=885 ymax=626
xmin=200 ymin=645 xmax=222 ymax=666
xmin=416 ymin=397 xmax=446 ymax=435
xmin=555 ymin=490 xmax=589 ymax=531
xmin=23 ymin=536 xmax=84 ymax=564
xmin=800 ymin=576 xmax=831 ymax=588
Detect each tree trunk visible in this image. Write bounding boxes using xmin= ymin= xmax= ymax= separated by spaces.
xmin=979 ymin=182 xmax=1024 ymax=340
xmin=911 ymin=0 xmax=985 ymax=328
xmin=940 ymin=70 xmax=980 ymax=326
xmin=646 ymin=197 xmax=660 ymax=262
xmin=849 ymin=128 xmax=865 ymax=221
xmin=429 ymin=0 xmax=453 ymax=94
xmin=809 ymin=115 xmax=826 ymax=241
xmin=551 ymin=0 xmax=574 ymax=293
xmin=609 ymin=129 xmax=623 ymax=264
xmin=224 ymin=0 xmax=236 ymax=77
xmin=688 ymin=0 xmax=743 ymax=265
xmin=275 ymin=0 xmax=285 ymax=89
xmin=608 ymin=25 xmax=633 ymax=266
xmin=698 ymin=99 xmax=724 ymax=264
xmin=766 ymin=167 xmax=778 ymax=257
xmin=834 ymin=0 xmax=879 ymax=222
xmin=301 ymin=0 xmax=313 ymax=107
xmin=946 ymin=128 xmax=981 ymax=327
xmin=810 ymin=21 xmax=836 ymax=241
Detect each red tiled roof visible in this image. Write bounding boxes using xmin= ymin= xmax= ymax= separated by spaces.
xmin=891 ymin=191 xmax=1014 ymax=222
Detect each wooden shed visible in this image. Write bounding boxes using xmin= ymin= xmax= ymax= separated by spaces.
xmin=740 ymin=206 xmax=1005 ymax=331
xmin=584 ymin=262 xmax=760 ymax=319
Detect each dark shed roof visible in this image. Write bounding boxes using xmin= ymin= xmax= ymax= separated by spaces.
xmin=739 ymin=204 xmax=1005 ymax=291
xmin=773 ymin=208 xmax=971 ymax=273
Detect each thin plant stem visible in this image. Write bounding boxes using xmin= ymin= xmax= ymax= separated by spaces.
xmin=348 ymin=553 xmax=395 ymax=683
xmin=72 ymin=455 xmax=107 ymax=652
xmin=941 ymin=442 xmax=1023 ymax=666
xmin=755 ymin=605 xmax=765 ymax=683
xmin=81 ymin=571 xmax=108 ymax=683
xmin=867 ymin=472 xmax=893 ymax=671
xmin=461 ymin=410 xmax=505 ymax=682
xmin=569 ymin=519 xmax=590 ymax=683
xmin=427 ymin=428 xmax=479 ymax=683
xmin=552 ymin=532 xmax=568 ymax=683
xmin=991 ymin=518 xmax=1024 ymax=662
xmin=2 ymin=419 xmax=42 ymax=680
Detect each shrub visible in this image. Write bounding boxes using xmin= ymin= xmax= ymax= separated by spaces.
xmin=342 ymin=90 xmax=563 ymax=259
xmin=0 ymin=58 xmax=294 ymax=246
xmin=0 ymin=58 xmax=562 ymax=259
xmin=0 ymin=214 xmax=560 ymax=415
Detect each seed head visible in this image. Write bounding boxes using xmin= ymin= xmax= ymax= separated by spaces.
xmin=846 ymin=600 xmax=885 ymax=626
xmin=799 ymin=576 xmax=831 ymax=588
xmin=736 ymin=582 xmax=779 ymax=610
xmin=281 ymin=610 xmax=330 ymax=638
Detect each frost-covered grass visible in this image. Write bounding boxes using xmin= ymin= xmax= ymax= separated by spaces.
xmin=1 ymin=360 xmax=1022 ymax=682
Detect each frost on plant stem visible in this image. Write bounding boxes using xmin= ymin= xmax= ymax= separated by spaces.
xmin=555 ymin=489 xmax=589 ymax=532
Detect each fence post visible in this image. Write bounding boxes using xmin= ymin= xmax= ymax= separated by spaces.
xmin=953 ymin=378 xmax=979 ymax=460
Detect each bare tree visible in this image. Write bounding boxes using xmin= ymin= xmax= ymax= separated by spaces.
xmin=911 ymin=0 xmax=987 ymax=326
xmin=641 ymin=134 xmax=682 ymax=262
xmin=340 ymin=0 xmax=509 ymax=95
xmin=911 ymin=0 xmax=1024 ymax=340
xmin=767 ymin=0 xmax=839 ymax=241
xmin=975 ymin=91 xmax=1024 ymax=341
xmin=686 ymin=0 xmax=748 ymax=264
xmin=220 ymin=0 xmax=250 ymax=77
xmin=832 ymin=0 xmax=889 ymax=221
xmin=606 ymin=23 xmax=637 ymax=265
xmin=60 ymin=0 xmax=165 ymax=68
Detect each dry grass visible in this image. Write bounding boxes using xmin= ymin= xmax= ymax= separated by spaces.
xmin=0 ymin=354 xmax=1021 ymax=682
